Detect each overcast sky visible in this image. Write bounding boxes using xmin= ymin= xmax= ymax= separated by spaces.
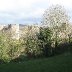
xmin=0 ymin=0 xmax=72 ymax=24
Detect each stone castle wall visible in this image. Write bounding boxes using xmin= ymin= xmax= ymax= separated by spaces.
xmin=0 ymin=24 xmax=40 ymax=39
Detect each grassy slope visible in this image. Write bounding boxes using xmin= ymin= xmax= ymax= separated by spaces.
xmin=0 ymin=53 xmax=72 ymax=72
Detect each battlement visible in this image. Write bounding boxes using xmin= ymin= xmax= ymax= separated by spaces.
xmin=0 ymin=24 xmax=40 ymax=39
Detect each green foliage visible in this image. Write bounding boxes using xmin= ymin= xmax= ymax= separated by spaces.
xmin=8 ymin=40 xmax=21 ymax=59
xmin=0 ymin=32 xmax=10 ymax=62
xmin=38 ymin=27 xmax=53 ymax=57
xmin=24 ymin=35 xmax=42 ymax=58
xmin=38 ymin=27 xmax=52 ymax=43
xmin=0 ymin=32 xmax=21 ymax=62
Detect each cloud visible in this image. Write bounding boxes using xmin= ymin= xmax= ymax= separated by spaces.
xmin=49 ymin=0 xmax=72 ymax=8
xmin=0 ymin=0 xmax=72 ymax=24
xmin=0 ymin=0 xmax=49 ymax=11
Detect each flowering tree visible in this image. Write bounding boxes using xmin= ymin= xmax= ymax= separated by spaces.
xmin=42 ymin=5 xmax=69 ymax=47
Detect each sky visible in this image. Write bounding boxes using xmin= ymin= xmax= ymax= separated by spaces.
xmin=0 ymin=0 xmax=72 ymax=24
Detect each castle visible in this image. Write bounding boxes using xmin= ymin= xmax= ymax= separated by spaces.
xmin=0 ymin=24 xmax=40 ymax=39
xmin=0 ymin=24 xmax=72 ymax=42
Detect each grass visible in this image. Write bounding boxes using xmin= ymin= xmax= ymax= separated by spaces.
xmin=0 ymin=53 xmax=72 ymax=72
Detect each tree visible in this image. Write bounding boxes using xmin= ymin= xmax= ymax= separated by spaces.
xmin=0 ymin=30 xmax=21 ymax=62
xmin=25 ymin=35 xmax=41 ymax=58
xmin=38 ymin=27 xmax=52 ymax=57
xmin=0 ymin=32 xmax=11 ymax=62
xmin=42 ymin=5 xmax=69 ymax=48
xmin=20 ymin=25 xmax=41 ymax=58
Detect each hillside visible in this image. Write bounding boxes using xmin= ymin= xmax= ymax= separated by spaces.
xmin=0 ymin=53 xmax=72 ymax=72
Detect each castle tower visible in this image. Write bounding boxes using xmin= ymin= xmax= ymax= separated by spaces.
xmin=11 ymin=24 xmax=19 ymax=39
